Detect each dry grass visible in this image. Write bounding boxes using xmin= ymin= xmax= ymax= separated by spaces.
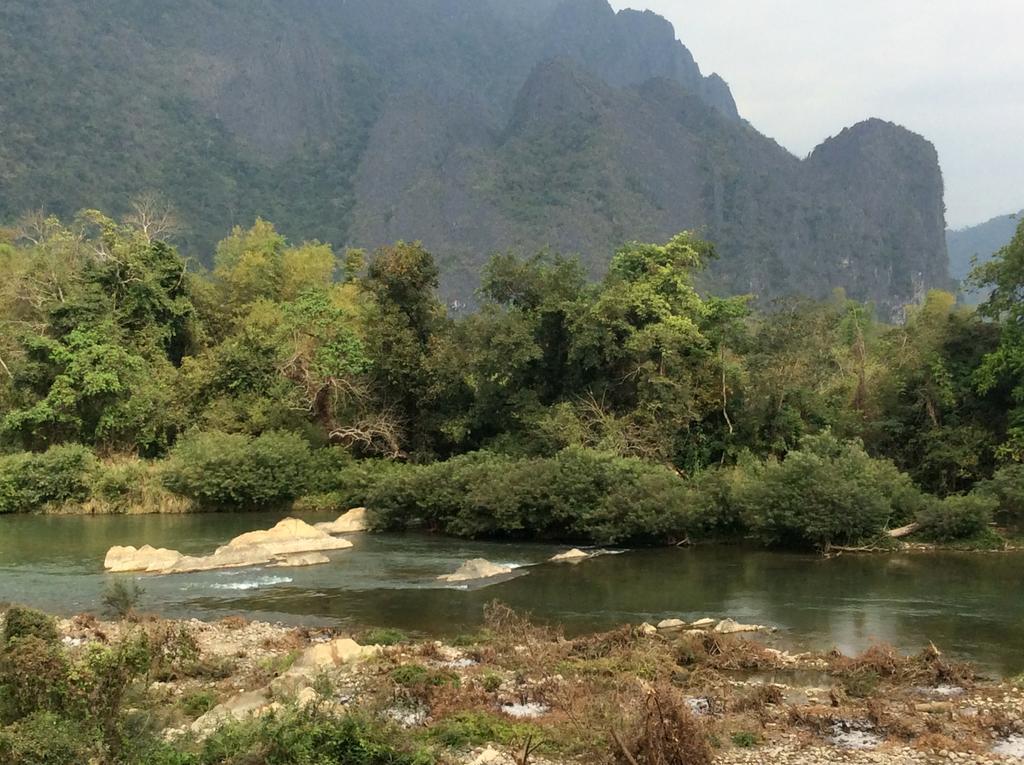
xmin=219 ymin=615 xmax=249 ymax=631
xmin=614 ymin=684 xmax=713 ymax=765
xmin=828 ymin=643 xmax=974 ymax=687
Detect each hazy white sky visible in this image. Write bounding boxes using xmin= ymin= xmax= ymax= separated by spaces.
xmin=611 ymin=1 xmax=1024 ymax=228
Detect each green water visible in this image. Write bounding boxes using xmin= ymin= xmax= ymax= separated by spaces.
xmin=1 ymin=512 xmax=1022 ymax=675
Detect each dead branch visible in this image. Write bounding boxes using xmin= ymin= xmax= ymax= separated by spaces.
xmin=611 ymin=729 xmax=640 ymax=765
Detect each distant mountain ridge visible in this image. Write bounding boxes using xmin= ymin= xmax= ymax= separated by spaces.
xmin=947 ymin=211 xmax=1022 ymax=281
xmin=0 ymin=0 xmax=950 ymax=311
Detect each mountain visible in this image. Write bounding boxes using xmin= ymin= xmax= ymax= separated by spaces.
xmin=0 ymin=0 xmax=950 ymax=312
xmin=947 ymin=211 xmax=1021 ymax=282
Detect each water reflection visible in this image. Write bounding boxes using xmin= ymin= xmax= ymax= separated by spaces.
xmin=0 ymin=513 xmax=1021 ymax=675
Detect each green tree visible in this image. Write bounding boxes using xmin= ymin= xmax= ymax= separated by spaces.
xmin=970 ymin=218 xmax=1024 ymax=461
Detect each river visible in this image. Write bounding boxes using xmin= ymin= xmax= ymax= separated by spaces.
xmin=1 ymin=512 xmax=1022 ymax=676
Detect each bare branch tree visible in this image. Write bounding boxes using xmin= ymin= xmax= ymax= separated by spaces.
xmin=329 ymin=412 xmax=407 ymax=459
xmin=124 ymin=192 xmax=182 ymax=243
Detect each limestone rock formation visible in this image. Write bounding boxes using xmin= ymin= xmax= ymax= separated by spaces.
xmin=0 ymin=0 xmax=950 ymax=313
xmin=104 ymin=519 xmax=351 ymax=575
xmin=104 ymin=545 xmax=183 ymax=574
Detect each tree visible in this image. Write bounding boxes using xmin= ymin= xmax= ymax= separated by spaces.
xmin=970 ymin=218 xmax=1024 ymax=461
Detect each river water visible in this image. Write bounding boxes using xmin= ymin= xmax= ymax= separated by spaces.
xmin=1 ymin=512 xmax=1022 ymax=675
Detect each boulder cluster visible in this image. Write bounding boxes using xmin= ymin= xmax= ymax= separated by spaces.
xmin=104 ymin=510 xmax=367 ymax=575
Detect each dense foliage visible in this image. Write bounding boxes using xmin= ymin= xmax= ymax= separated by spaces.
xmin=0 ymin=607 xmax=433 ymax=765
xmin=1 ymin=210 xmax=1022 ymax=548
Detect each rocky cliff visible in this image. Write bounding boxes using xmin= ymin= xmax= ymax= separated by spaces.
xmin=0 ymin=0 xmax=950 ymax=312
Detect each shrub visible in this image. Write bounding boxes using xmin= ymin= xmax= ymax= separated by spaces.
xmin=975 ymin=463 xmax=1024 ymax=528
xmin=89 ymin=459 xmax=188 ymax=514
xmin=162 ymin=430 xmax=314 ymax=509
xmin=732 ymin=433 xmax=926 ymax=550
xmin=390 ymin=664 xmax=459 ymax=691
xmin=426 ymin=710 xmax=538 ymax=748
xmin=197 ymin=710 xmax=434 ymax=765
xmin=0 ymin=712 xmax=97 ymax=765
xmin=2 ymin=607 xmax=58 ymax=645
xmin=101 ymin=580 xmax=145 ymax=620
xmin=916 ymin=494 xmax=997 ymax=542
xmin=730 ymin=731 xmax=759 ymax=748
xmin=367 ymin=448 xmax=693 ymax=544
xmin=0 ymin=637 xmax=70 ymax=723
xmin=616 ymin=684 xmax=712 ymax=765
xmin=363 ymin=628 xmax=407 ymax=647
xmin=180 ymin=690 xmax=218 ymax=718
xmin=0 ymin=445 xmax=94 ymax=514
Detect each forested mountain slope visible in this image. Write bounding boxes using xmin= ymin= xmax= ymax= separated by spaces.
xmin=0 ymin=0 xmax=950 ymax=311
xmin=948 ymin=211 xmax=1022 ymax=284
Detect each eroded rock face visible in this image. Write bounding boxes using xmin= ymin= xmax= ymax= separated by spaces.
xmin=549 ymin=548 xmax=589 ymax=563
xmin=315 ymin=507 xmax=369 ymax=534
xmin=104 ymin=519 xmax=351 ymax=575
xmin=438 ymin=558 xmax=514 ymax=583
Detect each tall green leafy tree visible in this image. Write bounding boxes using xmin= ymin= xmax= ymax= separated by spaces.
xmin=971 ymin=218 xmax=1024 ymax=461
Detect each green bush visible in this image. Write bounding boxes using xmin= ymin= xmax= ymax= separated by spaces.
xmin=367 ymin=448 xmax=693 ymax=544
xmin=162 ymin=430 xmax=314 ymax=509
xmin=0 ymin=712 xmax=97 ymax=765
xmin=2 ymin=607 xmax=58 ymax=645
xmin=196 ymin=710 xmax=434 ymax=765
xmin=180 ymin=690 xmax=218 ymax=718
xmin=101 ymin=580 xmax=145 ymax=620
xmin=0 ymin=445 xmax=94 ymax=514
xmin=390 ymin=664 xmax=459 ymax=690
xmin=732 ymin=432 xmax=926 ymax=550
xmin=0 ymin=636 xmax=71 ymax=723
xmin=362 ymin=628 xmax=408 ymax=647
xmin=916 ymin=494 xmax=997 ymax=542
xmin=730 ymin=731 xmax=759 ymax=748
xmin=975 ymin=464 xmax=1024 ymax=527
xmin=426 ymin=710 xmax=539 ymax=749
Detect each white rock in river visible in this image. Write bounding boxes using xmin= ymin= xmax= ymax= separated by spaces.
xmin=549 ymin=548 xmax=590 ymax=563
xmin=690 ymin=618 xmax=717 ymax=629
xmin=104 ymin=545 xmax=183 ymax=573
xmin=269 ymin=552 xmax=331 ymax=568
xmin=315 ymin=507 xmax=369 ymax=534
xmin=657 ymin=618 xmax=687 ymax=631
xmin=714 ymin=618 xmax=770 ymax=634
xmin=216 ymin=518 xmax=352 ymax=557
xmin=438 ymin=558 xmax=514 ymax=583
xmin=105 ymin=518 xmax=351 ymax=574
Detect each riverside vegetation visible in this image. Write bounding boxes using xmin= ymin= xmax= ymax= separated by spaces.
xmin=1 ymin=602 xmax=1023 ymax=765
xmin=2 ymin=210 xmax=1024 ymax=550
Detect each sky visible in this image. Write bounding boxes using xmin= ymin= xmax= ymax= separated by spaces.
xmin=611 ymin=1 xmax=1024 ymax=229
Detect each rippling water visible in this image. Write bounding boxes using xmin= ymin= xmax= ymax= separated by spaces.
xmin=1 ymin=512 xmax=1022 ymax=675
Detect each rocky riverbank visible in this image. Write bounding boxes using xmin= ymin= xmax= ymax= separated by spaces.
xmin=36 ymin=607 xmax=1024 ymax=764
